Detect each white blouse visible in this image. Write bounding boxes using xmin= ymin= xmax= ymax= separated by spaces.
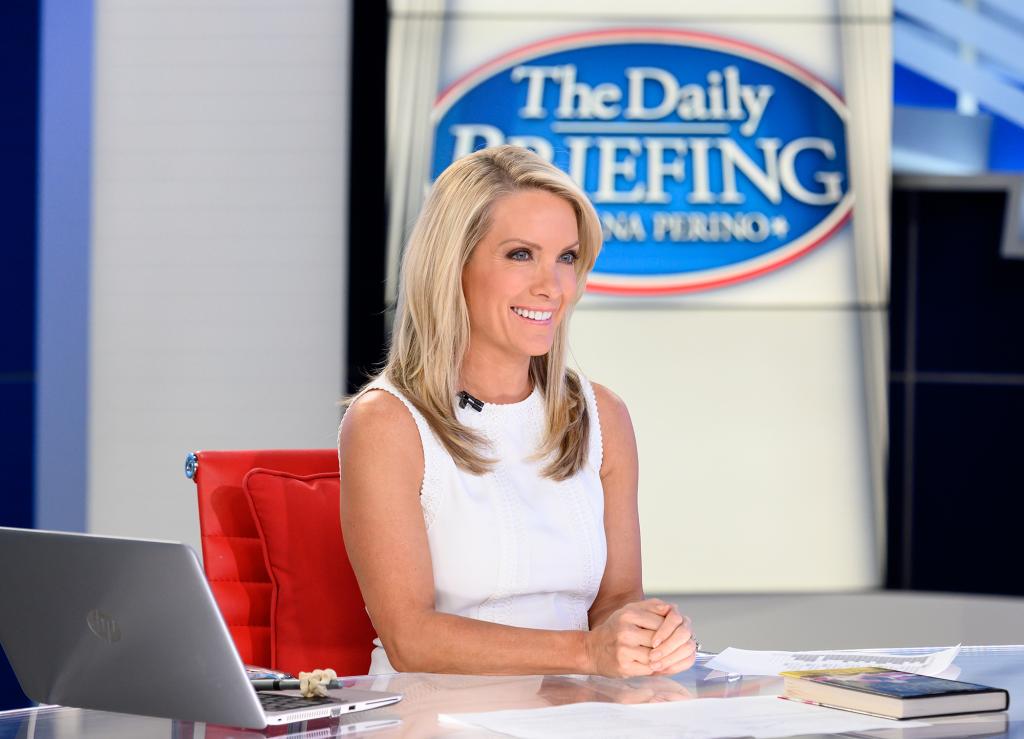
xmin=345 ymin=375 xmax=607 ymax=675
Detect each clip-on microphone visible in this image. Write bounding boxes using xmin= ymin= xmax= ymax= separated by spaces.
xmin=457 ymin=390 xmax=485 ymax=412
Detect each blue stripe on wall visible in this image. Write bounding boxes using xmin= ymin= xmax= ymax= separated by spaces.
xmin=0 ymin=0 xmax=41 ymax=712
xmin=986 ymin=110 xmax=1024 ymax=171
xmin=894 ymin=62 xmax=958 ymax=110
xmin=34 ymin=0 xmax=92 ymax=533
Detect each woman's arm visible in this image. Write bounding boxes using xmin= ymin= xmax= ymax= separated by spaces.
xmin=586 ymin=383 xmax=697 ymax=676
xmin=587 ymin=382 xmax=645 ymax=627
xmin=339 ymin=390 xmax=592 ymax=675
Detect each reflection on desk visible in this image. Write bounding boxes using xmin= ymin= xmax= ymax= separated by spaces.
xmin=0 ymin=647 xmax=1019 ymax=738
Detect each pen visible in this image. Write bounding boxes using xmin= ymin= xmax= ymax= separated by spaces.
xmin=250 ymin=678 xmax=353 ymax=691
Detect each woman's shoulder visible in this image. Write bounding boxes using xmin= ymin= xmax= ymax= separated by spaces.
xmin=583 ymin=378 xmax=630 ymax=427
xmin=339 ymin=382 xmax=423 ymax=461
xmin=583 ymin=379 xmax=636 ymax=477
xmin=347 ymin=384 xmax=415 ymax=423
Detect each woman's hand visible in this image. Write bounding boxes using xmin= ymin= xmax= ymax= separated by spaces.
xmin=648 ymin=602 xmax=697 ymax=676
xmin=585 ymin=599 xmax=691 ymax=677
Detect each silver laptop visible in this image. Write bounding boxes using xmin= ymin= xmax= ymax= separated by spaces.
xmin=0 ymin=527 xmax=401 ymax=728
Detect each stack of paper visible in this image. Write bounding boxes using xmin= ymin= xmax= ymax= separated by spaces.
xmin=705 ymin=645 xmax=961 ymax=677
xmin=440 ymin=695 xmax=929 ymax=738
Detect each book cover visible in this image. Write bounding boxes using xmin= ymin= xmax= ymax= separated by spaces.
xmin=786 ymin=668 xmax=996 ymax=699
xmin=781 ymin=668 xmax=1008 ymax=720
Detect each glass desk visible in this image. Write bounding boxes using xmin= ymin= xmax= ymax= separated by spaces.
xmin=0 ymin=646 xmax=1020 ymax=738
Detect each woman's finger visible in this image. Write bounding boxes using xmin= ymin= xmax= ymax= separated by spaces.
xmin=620 ymin=606 xmax=667 ymax=633
xmin=622 ymin=622 xmax=656 ymax=648
xmin=607 ymin=645 xmax=656 ymax=677
xmin=650 ymin=619 xmax=692 ymax=664
xmin=659 ymin=605 xmax=692 ymax=646
xmin=638 ymin=598 xmax=672 ymax=615
xmin=652 ymin=638 xmax=698 ymax=675
xmin=650 ymin=606 xmax=683 ymax=649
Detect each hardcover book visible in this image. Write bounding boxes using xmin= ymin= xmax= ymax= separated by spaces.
xmin=780 ymin=667 xmax=1008 ymax=720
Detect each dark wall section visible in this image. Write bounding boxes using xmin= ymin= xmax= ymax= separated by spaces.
xmin=345 ymin=0 xmax=389 ymax=394
xmin=888 ymin=183 xmax=1024 ymax=595
xmin=0 ymin=0 xmax=39 ymax=712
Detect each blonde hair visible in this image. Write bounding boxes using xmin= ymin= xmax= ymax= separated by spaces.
xmin=358 ymin=145 xmax=602 ymax=480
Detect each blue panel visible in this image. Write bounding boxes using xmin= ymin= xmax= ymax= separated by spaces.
xmin=0 ymin=382 xmax=33 ymax=710
xmin=0 ymin=383 xmax=33 ymax=528
xmin=0 ymin=650 xmax=29 ymax=712
xmin=34 ymin=0 xmax=93 ymax=533
xmin=0 ymin=0 xmax=39 ymax=714
xmin=892 ymin=184 xmax=1024 ymax=596
xmin=893 ymin=62 xmax=957 ymax=110
xmin=0 ymin=244 xmax=34 ymax=374
xmin=885 ymin=380 xmax=908 ymax=588
xmin=909 ymin=383 xmax=1024 ymax=595
xmin=888 ymin=190 xmax=910 ymax=374
xmin=0 ymin=0 xmax=38 ymax=375
xmin=913 ymin=190 xmax=1024 ymax=374
xmin=986 ymin=111 xmax=1024 ymax=172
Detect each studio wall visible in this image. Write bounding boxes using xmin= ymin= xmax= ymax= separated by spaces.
xmin=85 ymin=0 xmax=352 ymax=554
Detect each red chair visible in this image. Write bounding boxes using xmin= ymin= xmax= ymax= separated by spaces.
xmin=184 ymin=449 xmax=375 ymax=674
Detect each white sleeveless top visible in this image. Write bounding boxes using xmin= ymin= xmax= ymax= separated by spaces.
xmin=344 ymin=375 xmax=607 ymax=675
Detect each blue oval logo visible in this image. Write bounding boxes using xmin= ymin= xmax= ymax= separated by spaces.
xmin=432 ymin=29 xmax=852 ymax=295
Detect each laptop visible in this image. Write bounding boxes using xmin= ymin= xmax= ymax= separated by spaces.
xmin=0 ymin=527 xmax=402 ymax=728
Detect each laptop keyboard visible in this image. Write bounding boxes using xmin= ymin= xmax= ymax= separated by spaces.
xmin=257 ymin=692 xmax=343 ymax=712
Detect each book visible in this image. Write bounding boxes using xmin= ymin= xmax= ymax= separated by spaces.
xmin=780 ymin=667 xmax=1008 ymax=720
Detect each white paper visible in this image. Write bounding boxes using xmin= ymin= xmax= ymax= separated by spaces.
xmin=439 ymin=695 xmax=927 ymax=739
xmin=705 ymin=645 xmax=960 ymax=677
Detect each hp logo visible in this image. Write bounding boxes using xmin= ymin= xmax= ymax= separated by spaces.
xmin=86 ymin=609 xmax=122 ymax=644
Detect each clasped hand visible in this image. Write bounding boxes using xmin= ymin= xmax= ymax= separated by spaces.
xmin=586 ymin=599 xmax=696 ymax=678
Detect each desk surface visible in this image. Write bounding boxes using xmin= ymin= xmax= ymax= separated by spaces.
xmin=0 ymin=646 xmax=1020 ymax=738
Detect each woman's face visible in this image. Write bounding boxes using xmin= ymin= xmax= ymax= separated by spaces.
xmin=462 ymin=189 xmax=580 ymax=362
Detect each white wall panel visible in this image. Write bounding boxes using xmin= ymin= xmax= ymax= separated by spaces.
xmin=571 ymin=307 xmax=879 ymax=592
xmin=90 ymin=0 xmax=349 ymax=554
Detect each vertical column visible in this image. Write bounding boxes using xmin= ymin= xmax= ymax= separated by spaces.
xmin=35 ymin=0 xmax=94 ymax=534
xmin=1 ymin=0 xmax=43 ymax=712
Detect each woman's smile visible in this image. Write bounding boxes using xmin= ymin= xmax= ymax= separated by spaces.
xmin=510 ymin=305 xmax=555 ymax=324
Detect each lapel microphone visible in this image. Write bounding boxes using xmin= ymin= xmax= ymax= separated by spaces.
xmin=457 ymin=390 xmax=485 ymax=412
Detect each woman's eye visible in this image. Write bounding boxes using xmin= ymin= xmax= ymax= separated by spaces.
xmin=508 ymin=249 xmax=531 ymax=261
xmin=559 ymin=251 xmax=579 ymax=264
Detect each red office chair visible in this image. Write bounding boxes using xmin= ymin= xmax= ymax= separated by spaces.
xmin=184 ymin=449 xmax=376 ymax=674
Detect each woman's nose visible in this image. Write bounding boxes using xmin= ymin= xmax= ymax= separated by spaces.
xmin=531 ymin=261 xmax=562 ymax=299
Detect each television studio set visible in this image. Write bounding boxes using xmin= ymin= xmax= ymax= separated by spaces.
xmin=1 ymin=1 xmax=1022 ymax=737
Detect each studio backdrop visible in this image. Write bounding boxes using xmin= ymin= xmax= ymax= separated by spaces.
xmin=387 ymin=0 xmax=892 ymax=592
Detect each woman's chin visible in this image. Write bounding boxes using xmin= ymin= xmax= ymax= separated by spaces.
xmin=510 ymin=335 xmax=554 ymax=357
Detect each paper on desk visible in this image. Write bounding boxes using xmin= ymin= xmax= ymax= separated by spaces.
xmin=705 ymin=644 xmax=960 ymax=677
xmin=439 ymin=695 xmax=927 ymax=739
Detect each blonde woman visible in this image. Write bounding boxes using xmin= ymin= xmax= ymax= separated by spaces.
xmin=338 ymin=145 xmax=696 ymax=677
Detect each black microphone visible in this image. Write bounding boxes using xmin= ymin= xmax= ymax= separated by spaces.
xmin=457 ymin=390 xmax=484 ymax=412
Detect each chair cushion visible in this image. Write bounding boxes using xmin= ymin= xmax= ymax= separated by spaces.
xmin=243 ymin=468 xmax=373 ymax=676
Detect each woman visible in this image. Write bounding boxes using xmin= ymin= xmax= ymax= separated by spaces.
xmin=338 ymin=145 xmax=696 ymax=677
